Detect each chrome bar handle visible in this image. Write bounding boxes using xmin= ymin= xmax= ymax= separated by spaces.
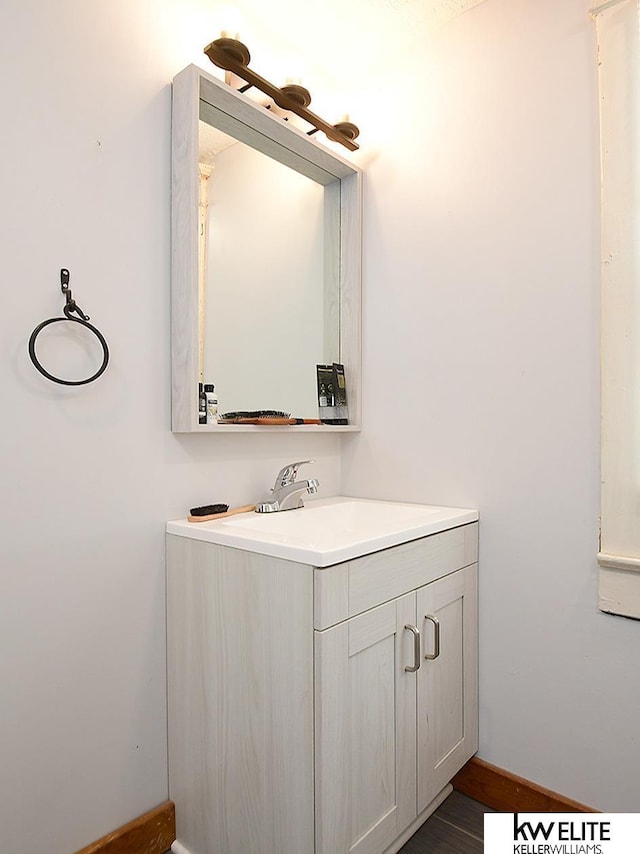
xmin=404 ymin=624 xmax=421 ymax=672
xmin=423 ymin=614 xmax=440 ymax=660
xmin=273 ymin=459 xmax=315 ymax=488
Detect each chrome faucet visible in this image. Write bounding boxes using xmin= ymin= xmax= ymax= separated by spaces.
xmin=255 ymin=459 xmax=319 ymax=513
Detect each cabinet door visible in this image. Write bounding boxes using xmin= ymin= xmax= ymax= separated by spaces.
xmin=315 ymin=593 xmax=418 ymax=854
xmin=416 ymin=564 xmax=478 ymax=812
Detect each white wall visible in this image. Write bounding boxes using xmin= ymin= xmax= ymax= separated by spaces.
xmin=0 ymin=3 xmax=340 ymax=851
xmin=342 ymin=0 xmax=640 ymax=811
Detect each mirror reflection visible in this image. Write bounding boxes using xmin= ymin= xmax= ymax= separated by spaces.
xmin=197 ymin=111 xmax=341 ymax=419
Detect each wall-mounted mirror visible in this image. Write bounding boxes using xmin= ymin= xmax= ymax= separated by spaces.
xmin=171 ymin=64 xmax=362 ymax=432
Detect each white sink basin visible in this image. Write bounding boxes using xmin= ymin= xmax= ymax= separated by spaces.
xmin=167 ymin=496 xmax=478 ymax=566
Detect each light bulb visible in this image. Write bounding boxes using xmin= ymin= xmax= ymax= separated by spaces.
xmin=218 ymin=5 xmax=243 ymax=40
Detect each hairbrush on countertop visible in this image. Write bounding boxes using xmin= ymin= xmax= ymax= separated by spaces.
xmin=187 ymin=504 xmax=256 ymax=523
xmin=189 ymin=503 xmax=229 ymax=517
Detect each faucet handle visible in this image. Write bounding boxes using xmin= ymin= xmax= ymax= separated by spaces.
xmin=274 ymin=459 xmax=316 ymax=488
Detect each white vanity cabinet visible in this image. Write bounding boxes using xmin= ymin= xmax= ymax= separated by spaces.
xmin=313 ymin=526 xmax=478 ymax=854
xmin=167 ymin=518 xmax=478 ymax=854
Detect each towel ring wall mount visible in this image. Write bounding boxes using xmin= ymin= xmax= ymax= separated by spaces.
xmin=28 ymin=269 xmax=109 ymax=386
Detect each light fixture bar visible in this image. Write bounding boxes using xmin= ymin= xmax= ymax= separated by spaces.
xmin=203 ymin=38 xmax=360 ymax=151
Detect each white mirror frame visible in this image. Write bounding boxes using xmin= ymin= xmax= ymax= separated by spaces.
xmin=171 ymin=64 xmax=362 ymax=433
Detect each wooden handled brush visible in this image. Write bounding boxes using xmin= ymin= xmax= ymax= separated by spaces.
xmin=218 ymin=417 xmax=322 ymax=425
xmin=217 ymin=410 xmax=321 ymax=425
xmin=188 ymin=504 xmax=256 ymax=523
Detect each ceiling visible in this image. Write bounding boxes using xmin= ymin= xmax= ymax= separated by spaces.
xmin=199 ymin=120 xmax=236 ymax=163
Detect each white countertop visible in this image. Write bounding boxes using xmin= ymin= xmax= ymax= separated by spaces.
xmin=166 ymin=496 xmax=478 ymax=567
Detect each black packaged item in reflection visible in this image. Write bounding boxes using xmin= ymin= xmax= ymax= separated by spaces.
xmin=316 ymin=363 xmax=348 ymax=424
xmin=332 ymin=363 xmax=348 ymax=423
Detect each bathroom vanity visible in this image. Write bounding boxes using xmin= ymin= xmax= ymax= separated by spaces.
xmin=166 ymin=497 xmax=479 ymax=854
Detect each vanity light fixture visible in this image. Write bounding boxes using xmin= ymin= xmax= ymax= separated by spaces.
xmin=203 ymin=37 xmax=360 ymax=151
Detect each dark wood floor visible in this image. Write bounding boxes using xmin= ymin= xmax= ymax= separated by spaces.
xmin=398 ymin=791 xmax=492 ymax=853
xmin=165 ymin=791 xmax=491 ymax=853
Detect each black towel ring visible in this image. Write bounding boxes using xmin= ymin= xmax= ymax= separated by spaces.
xmin=28 ymin=269 xmax=109 ymax=386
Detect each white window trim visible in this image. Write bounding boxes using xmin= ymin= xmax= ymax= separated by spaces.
xmin=592 ymin=0 xmax=640 ymax=617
